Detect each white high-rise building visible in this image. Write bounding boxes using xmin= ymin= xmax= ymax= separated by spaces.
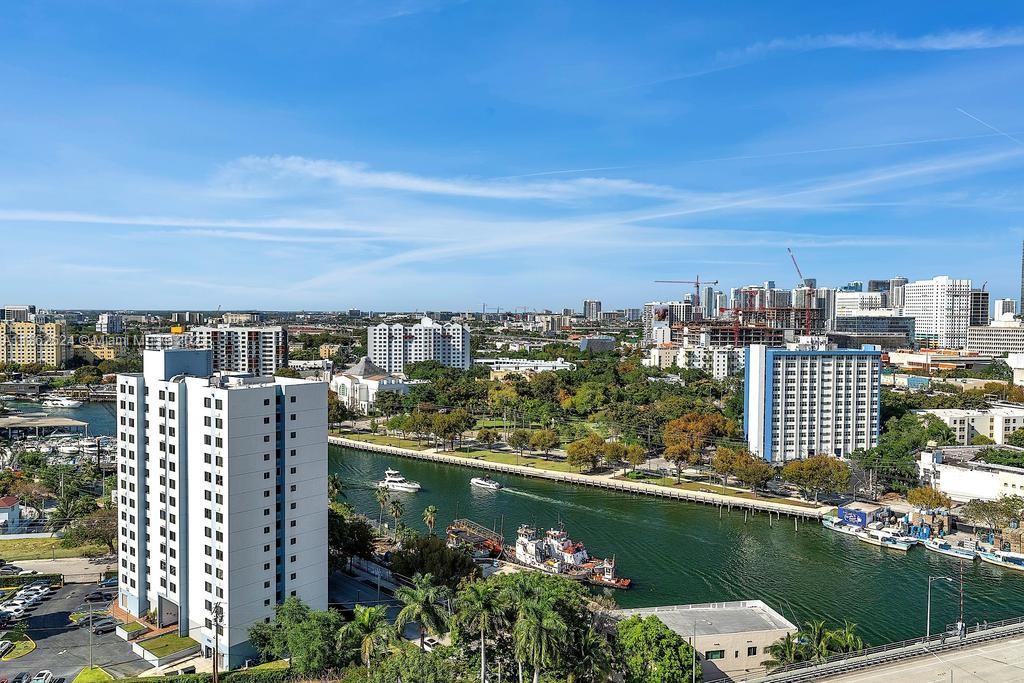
xmin=368 ymin=317 xmax=471 ymax=374
xmin=995 ymin=298 xmax=1017 ymax=317
xmin=744 ymin=339 xmax=882 ymax=462
xmin=833 ymin=292 xmax=885 ymax=317
xmin=2 ymin=305 xmax=34 ymax=322
xmin=96 ymin=312 xmax=124 ymax=334
xmin=583 ymin=300 xmax=602 ymax=321
xmin=145 ymin=326 xmax=288 ymax=376
xmin=901 ymin=276 xmax=972 ymax=349
xmin=116 ymin=349 xmax=327 ymax=669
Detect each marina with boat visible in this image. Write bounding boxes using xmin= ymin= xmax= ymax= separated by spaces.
xmin=821 ymin=501 xmax=1024 ymax=573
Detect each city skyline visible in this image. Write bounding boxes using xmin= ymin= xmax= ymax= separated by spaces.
xmin=4 ymin=3 xmax=1024 ymax=308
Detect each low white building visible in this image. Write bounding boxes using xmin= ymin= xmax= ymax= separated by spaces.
xmin=642 ymin=343 xmax=744 ymax=379
xmin=331 ymin=357 xmax=409 ymax=414
xmin=474 ymin=357 xmax=577 ymax=373
xmin=914 ymin=404 xmax=1024 ymax=445
xmin=967 ymin=314 xmax=1024 ymax=356
xmin=611 ymin=601 xmax=796 ymax=681
xmin=918 ymin=447 xmax=1024 ymax=502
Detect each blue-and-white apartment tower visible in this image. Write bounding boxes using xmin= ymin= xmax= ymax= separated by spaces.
xmin=744 ymin=338 xmax=882 ymax=462
xmin=116 ymin=348 xmax=328 ymax=669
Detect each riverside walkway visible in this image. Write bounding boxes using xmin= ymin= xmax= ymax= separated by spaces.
xmin=330 ymin=435 xmax=830 ymax=519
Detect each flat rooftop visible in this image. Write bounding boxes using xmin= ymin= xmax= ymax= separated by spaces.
xmin=612 ymin=600 xmax=795 ymax=637
xmin=0 ymin=415 xmax=89 ymax=429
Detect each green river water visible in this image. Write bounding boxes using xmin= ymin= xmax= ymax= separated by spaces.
xmin=331 ymin=444 xmax=1024 ymax=646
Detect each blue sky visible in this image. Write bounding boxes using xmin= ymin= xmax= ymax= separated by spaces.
xmin=3 ymin=1 xmax=1024 ymax=311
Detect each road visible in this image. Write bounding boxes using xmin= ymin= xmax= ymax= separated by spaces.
xmin=820 ymin=634 xmax=1024 ymax=682
xmin=0 ymin=582 xmax=150 ymax=682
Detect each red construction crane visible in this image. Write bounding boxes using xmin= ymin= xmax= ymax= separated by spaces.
xmin=787 ymin=248 xmax=814 ymax=336
xmin=654 ymin=275 xmax=719 ymax=320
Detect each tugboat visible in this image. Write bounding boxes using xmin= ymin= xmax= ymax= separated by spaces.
xmin=470 ymin=476 xmax=502 ymax=491
xmin=510 ymin=524 xmax=631 ymax=589
xmin=377 ymin=468 xmax=422 ymax=492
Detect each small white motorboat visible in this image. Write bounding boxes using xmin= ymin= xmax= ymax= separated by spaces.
xmin=57 ymin=444 xmax=80 ymax=455
xmin=857 ymin=525 xmax=912 ymax=551
xmin=470 ymin=476 xmax=503 ymax=491
xmin=43 ymin=398 xmax=83 ymax=408
xmin=979 ymin=549 xmax=1024 ymax=572
xmin=923 ymin=539 xmax=977 ymax=561
xmin=378 ymin=468 xmax=422 ymax=492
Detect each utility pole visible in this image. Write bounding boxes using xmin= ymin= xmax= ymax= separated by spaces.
xmin=89 ymin=606 xmax=94 ymax=669
xmin=212 ymin=602 xmax=224 ymax=683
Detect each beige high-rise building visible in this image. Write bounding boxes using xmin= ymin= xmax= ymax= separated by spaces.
xmin=0 ymin=321 xmax=69 ymax=367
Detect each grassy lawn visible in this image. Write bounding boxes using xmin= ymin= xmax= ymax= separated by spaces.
xmin=342 ymin=433 xmax=428 ymax=451
xmin=451 ymin=449 xmax=582 ymax=474
xmin=72 ymin=667 xmax=113 ymax=683
xmin=139 ymin=633 xmax=198 ymax=658
xmin=2 ymin=635 xmax=35 ymax=660
xmin=0 ymin=537 xmax=107 ymax=561
xmin=122 ymin=621 xmax=147 ymax=634
xmin=252 ymin=659 xmax=290 ymax=670
xmin=612 ymin=475 xmax=820 ymax=508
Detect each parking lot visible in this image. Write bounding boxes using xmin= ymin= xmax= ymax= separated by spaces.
xmin=0 ymin=582 xmax=151 ymax=681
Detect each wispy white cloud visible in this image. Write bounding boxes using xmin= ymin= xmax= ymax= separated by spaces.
xmin=619 ymin=28 xmax=1024 ymax=92
xmin=730 ymin=28 xmax=1024 ymax=61
xmin=218 ymin=155 xmax=683 ymax=201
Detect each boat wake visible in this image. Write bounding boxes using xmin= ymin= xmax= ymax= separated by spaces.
xmin=500 ymin=488 xmax=604 ymax=514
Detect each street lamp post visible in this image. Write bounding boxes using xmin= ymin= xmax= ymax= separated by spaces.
xmin=927 ymin=576 xmax=954 ymax=640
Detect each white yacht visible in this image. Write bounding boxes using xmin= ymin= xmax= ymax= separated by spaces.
xmin=923 ymin=539 xmax=977 ymax=561
xmin=470 ymin=476 xmax=502 ymax=491
xmin=378 ymin=468 xmax=421 ymax=492
xmin=43 ymin=398 xmax=83 ymax=408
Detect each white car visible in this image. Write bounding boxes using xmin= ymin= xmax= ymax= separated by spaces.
xmin=17 ymin=570 xmax=36 ymax=576
xmin=30 ymin=672 xmax=53 ymax=683
xmin=0 ymin=640 xmax=12 ymax=656
xmin=3 ymin=606 xmax=25 ymax=619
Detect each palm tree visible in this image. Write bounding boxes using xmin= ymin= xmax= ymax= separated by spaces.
xmin=456 ymin=580 xmax=504 ymax=683
xmin=828 ymin=621 xmax=863 ymax=653
xmin=327 ymin=473 xmax=345 ymax=501
xmin=801 ymin=620 xmax=832 ymax=662
xmin=761 ymin=632 xmax=807 ymax=670
xmin=567 ymin=626 xmax=612 ymax=683
xmin=394 ymin=572 xmax=450 ymax=650
xmin=422 ymin=505 xmax=438 ymax=535
xmin=338 ymin=604 xmax=395 ymax=673
xmin=48 ymin=495 xmax=91 ymax=533
xmin=513 ymin=597 xmax=567 ymax=683
xmin=374 ymin=487 xmax=390 ymax=529
xmin=388 ymin=499 xmax=405 ymax=536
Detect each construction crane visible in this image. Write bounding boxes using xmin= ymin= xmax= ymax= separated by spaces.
xmin=786 ymin=248 xmax=814 ymax=336
xmin=653 ymin=275 xmax=719 ymax=320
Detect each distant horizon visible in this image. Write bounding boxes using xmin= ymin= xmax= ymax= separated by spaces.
xmin=4 ymin=2 xmax=1024 ymax=308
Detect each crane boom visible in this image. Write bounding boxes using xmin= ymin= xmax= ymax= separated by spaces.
xmin=787 ymin=248 xmax=804 ymax=283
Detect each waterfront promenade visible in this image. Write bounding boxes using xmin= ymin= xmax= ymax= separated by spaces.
xmin=330 ymin=435 xmax=831 ymax=519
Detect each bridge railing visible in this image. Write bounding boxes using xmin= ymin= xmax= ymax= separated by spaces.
xmin=762 ymin=614 xmax=1024 ymax=679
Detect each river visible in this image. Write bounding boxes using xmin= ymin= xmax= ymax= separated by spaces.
xmin=331 ymin=444 xmax=1024 ymax=646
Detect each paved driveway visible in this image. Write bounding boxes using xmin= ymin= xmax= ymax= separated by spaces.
xmin=0 ymin=582 xmax=151 ymax=681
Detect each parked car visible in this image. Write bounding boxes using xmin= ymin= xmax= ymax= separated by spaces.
xmin=0 ymin=566 xmax=22 ymax=575
xmin=0 ymin=640 xmax=13 ymax=657
xmin=89 ymin=618 xmax=118 ymax=634
xmin=422 ymin=636 xmax=440 ymax=651
xmin=84 ymin=591 xmax=113 ymax=602
xmin=3 ymin=606 xmax=25 ymax=619
xmin=29 ymin=672 xmax=51 ymax=683
xmin=98 ymin=577 xmax=118 ymax=588
xmin=17 ymin=570 xmax=36 ymax=576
